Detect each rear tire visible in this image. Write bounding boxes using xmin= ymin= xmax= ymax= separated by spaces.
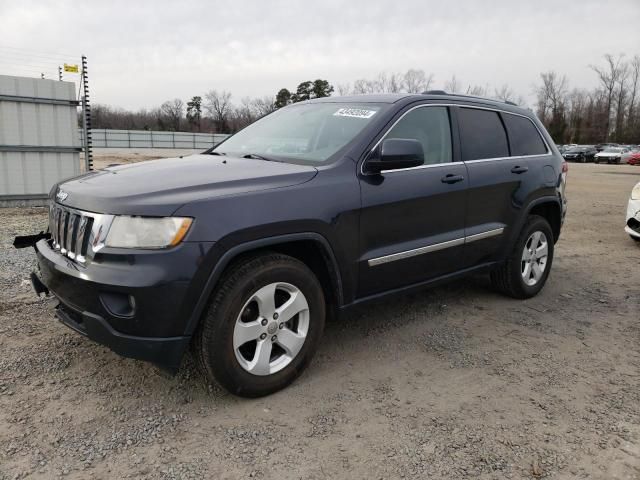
xmin=195 ymin=253 xmax=325 ymax=397
xmin=490 ymin=215 xmax=554 ymax=299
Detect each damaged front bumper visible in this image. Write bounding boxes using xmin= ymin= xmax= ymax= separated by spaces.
xmin=626 ymin=198 xmax=640 ymax=239
xmin=15 ymin=230 xmax=211 ymax=373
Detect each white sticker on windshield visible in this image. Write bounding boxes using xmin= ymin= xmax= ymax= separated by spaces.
xmin=333 ymin=108 xmax=377 ymax=119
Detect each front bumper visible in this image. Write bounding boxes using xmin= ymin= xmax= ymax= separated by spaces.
xmin=626 ymin=198 xmax=640 ymax=239
xmin=53 ymin=300 xmax=190 ymax=372
xmin=33 ymin=238 xmax=214 ymax=372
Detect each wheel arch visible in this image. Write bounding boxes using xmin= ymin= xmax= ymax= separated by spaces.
xmin=528 ymin=199 xmax=562 ymax=243
xmin=184 ymin=233 xmax=343 ymax=336
xmin=504 ymin=197 xmax=562 ymax=259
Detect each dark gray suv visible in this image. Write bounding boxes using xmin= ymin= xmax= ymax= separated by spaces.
xmin=23 ymin=92 xmax=568 ymax=397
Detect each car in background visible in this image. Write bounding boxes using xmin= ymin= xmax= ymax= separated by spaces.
xmin=562 ymin=146 xmax=597 ymax=163
xmin=596 ymin=143 xmax=618 ymax=152
xmin=626 ymin=182 xmax=640 ymax=241
xmin=628 ymin=151 xmax=640 ymax=166
xmin=594 ymin=147 xmax=632 ymax=164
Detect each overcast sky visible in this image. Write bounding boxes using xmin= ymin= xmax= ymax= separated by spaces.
xmin=1 ymin=0 xmax=639 ymax=110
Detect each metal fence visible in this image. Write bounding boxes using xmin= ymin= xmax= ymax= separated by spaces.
xmin=1 ymin=75 xmax=81 ymax=202
xmin=81 ymin=129 xmax=229 ymax=149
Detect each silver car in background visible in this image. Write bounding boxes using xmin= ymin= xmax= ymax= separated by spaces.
xmin=595 ymin=147 xmax=632 ymax=164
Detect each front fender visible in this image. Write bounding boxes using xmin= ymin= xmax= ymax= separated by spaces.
xmin=181 ymin=232 xmax=344 ymax=336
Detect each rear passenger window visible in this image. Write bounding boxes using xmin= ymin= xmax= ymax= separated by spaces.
xmin=385 ymin=106 xmax=452 ymax=165
xmin=458 ymin=108 xmax=509 ymax=161
xmin=503 ymin=114 xmax=548 ymax=156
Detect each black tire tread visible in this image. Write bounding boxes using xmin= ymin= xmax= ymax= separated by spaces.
xmin=490 ymin=215 xmax=552 ymax=299
xmin=194 ymin=252 xmax=324 ymax=397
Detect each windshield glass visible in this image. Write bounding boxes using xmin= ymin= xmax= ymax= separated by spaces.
xmin=567 ymin=147 xmax=586 ymax=152
xmin=212 ymin=103 xmax=387 ymax=163
xmin=603 ymin=147 xmax=623 ymax=153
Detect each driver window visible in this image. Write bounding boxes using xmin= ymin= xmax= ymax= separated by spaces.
xmin=385 ymin=106 xmax=452 ymax=164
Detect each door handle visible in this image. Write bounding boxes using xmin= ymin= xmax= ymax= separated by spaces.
xmin=511 ymin=166 xmax=529 ymax=174
xmin=441 ymin=174 xmax=464 ymax=184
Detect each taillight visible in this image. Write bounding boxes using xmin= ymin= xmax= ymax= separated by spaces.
xmin=562 ymin=161 xmax=568 ymax=173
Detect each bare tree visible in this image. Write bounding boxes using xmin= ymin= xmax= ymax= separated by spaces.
xmin=466 ymin=84 xmax=489 ymax=97
xmin=627 ymin=55 xmax=640 ymax=140
xmin=590 ymin=54 xmax=626 ymax=141
xmin=614 ymin=62 xmax=630 ymax=141
xmin=444 ymin=75 xmax=460 ymax=93
xmin=536 ymin=71 xmax=568 ymax=121
xmin=372 ymin=72 xmax=403 ymax=93
xmin=251 ymin=96 xmax=276 ymax=117
xmin=204 ymin=90 xmax=233 ymax=133
xmin=160 ymin=98 xmax=184 ymax=131
xmin=234 ymin=97 xmax=256 ymax=128
xmin=352 ymin=78 xmax=376 ymax=94
xmin=494 ymin=84 xmax=516 ymax=102
xmin=403 ymin=69 xmax=434 ymax=93
xmin=535 ymin=71 xmax=569 ymax=142
xmin=336 ymin=83 xmax=351 ymax=96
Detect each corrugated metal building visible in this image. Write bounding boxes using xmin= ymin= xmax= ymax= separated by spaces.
xmin=0 ymin=75 xmax=81 ymax=204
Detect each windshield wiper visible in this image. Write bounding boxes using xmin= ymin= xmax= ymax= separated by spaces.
xmin=242 ymin=153 xmax=275 ymax=161
xmin=209 ymin=151 xmax=226 ymax=156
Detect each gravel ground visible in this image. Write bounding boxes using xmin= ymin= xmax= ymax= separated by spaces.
xmin=1 ymin=161 xmax=640 ymax=479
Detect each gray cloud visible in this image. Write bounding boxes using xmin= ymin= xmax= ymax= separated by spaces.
xmin=1 ymin=0 xmax=639 ymax=109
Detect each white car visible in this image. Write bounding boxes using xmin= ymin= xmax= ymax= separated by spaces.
xmin=626 ymin=182 xmax=640 ymax=241
xmin=595 ymin=147 xmax=632 ymax=164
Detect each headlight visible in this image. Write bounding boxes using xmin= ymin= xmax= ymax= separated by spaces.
xmin=632 ymin=183 xmax=640 ymax=201
xmin=105 ymin=216 xmax=193 ymax=249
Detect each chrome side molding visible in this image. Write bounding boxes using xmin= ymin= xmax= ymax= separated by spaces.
xmin=367 ymin=227 xmax=505 ymax=266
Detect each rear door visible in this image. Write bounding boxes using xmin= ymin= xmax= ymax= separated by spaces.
xmin=357 ymin=105 xmax=468 ymax=297
xmin=457 ymin=107 xmax=550 ymax=267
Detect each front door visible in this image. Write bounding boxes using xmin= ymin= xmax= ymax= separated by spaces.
xmin=357 ymin=105 xmax=468 ymax=297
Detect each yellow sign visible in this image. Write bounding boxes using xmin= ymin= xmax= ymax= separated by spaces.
xmin=63 ymin=64 xmax=79 ymax=73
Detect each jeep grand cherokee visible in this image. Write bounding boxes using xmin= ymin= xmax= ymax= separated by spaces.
xmin=21 ymin=92 xmax=567 ymax=397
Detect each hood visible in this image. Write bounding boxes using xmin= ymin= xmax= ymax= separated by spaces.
xmin=55 ymin=154 xmax=318 ymax=216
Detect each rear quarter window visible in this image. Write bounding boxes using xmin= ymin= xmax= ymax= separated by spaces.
xmin=503 ymin=113 xmax=548 ymax=156
xmin=458 ymin=108 xmax=509 ymax=161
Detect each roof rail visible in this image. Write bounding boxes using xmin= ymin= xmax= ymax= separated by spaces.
xmin=422 ymin=90 xmax=520 ymax=107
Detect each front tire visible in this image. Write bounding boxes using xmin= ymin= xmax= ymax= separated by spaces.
xmin=195 ymin=253 xmax=325 ymax=397
xmin=490 ymin=215 xmax=554 ymax=299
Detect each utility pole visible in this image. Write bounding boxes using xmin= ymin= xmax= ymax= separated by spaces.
xmin=81 ymin=55 xmax=93 ymax=170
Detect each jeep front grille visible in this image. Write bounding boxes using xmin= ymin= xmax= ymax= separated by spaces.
xmin=49 ymin=204 xmax=95 ymax=263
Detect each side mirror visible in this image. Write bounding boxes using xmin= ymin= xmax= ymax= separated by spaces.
xmin=365 ymin=138 xmax=424 ymax=174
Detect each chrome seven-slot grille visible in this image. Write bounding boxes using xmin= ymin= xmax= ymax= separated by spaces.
xmin=49 ymin=204 xmax=94 ymax=263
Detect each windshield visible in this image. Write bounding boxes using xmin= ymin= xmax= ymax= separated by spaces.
xmin=603 ymin=147 xmax=623 ymax=153
xmin=567 ymin=147 xmax=587 ymax=152
xmin=211 ymin=103 xmax=388 ymax=163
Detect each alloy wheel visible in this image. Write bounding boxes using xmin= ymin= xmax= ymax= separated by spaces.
xmin=521 ymin=231 xmax=548 ymax=286
xmin=233 ymin=282 xmax=309 ymax=376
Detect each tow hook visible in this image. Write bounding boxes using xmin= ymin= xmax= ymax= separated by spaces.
xmin=13 ymin=231 xmax=50 ymax=249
